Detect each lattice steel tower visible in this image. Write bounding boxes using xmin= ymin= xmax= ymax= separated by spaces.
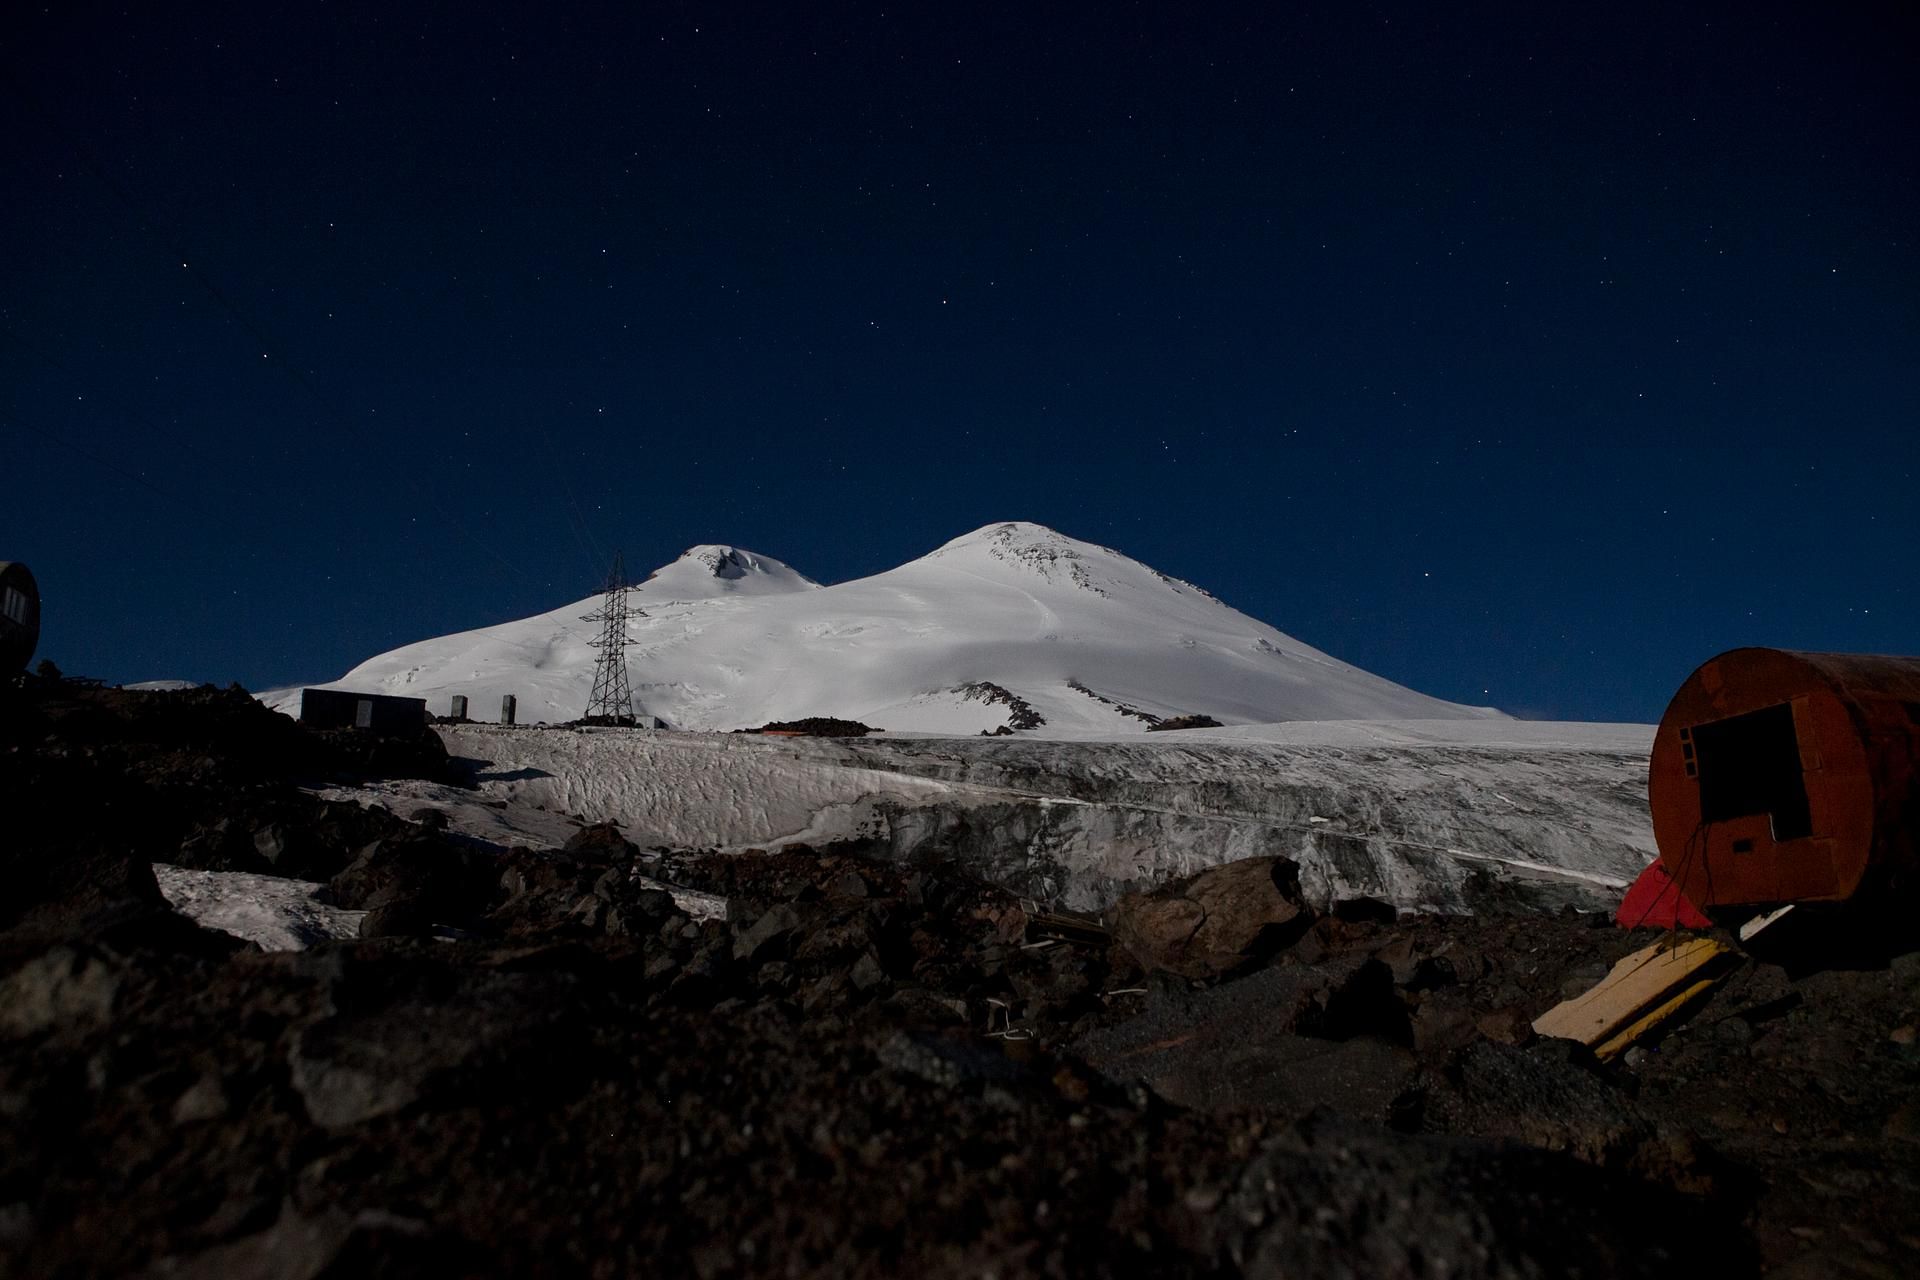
xmin=581 ymin=551 xmax=642 ymax=724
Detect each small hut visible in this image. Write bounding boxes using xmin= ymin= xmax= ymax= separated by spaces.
xmin=298 ymin=687 xmax=428 ymax=734
xmin=0 ymin=561 xmax=40 ymax=672
xmin=1649 ymin=647 xmax=1920 ymax=907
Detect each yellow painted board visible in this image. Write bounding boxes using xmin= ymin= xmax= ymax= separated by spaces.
xmin=1532 ymin=937 xmax=1736 ymax=1047
xmin=1591 ymin=974 xmax=1726 ymax=1061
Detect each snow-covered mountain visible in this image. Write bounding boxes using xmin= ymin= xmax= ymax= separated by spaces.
xmin=285 ymin=522 xmax=1501 ymax=733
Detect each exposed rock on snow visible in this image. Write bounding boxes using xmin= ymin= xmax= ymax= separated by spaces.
xmin=953 ymin=680 xmax=1045 ymax=732
xmin=1067 ymin=678 xmax=1162 ymax=725
xmin=1148 ymin=713 xmax=1225 ymax=731
xmin=643 ymin=543 xmax=822 ymax=597
xmin=272 ymin=522 xmax=1502 ymax=731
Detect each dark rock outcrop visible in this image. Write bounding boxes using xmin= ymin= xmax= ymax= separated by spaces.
xmin=1147 ymin=714 xmax=1225 ymax=731
xmin=1207 ymin=1111 xmax=1749 ymax=1279
xmin=1074 ymin=953 xmax=1410 ymax=1117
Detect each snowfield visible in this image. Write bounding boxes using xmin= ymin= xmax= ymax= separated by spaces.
xmin=266 ymin=522 xmax=1503 ymax=732
xmin=436 ymin=719 xmax=1656 ymax=916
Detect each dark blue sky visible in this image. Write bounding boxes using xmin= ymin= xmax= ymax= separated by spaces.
xmin=4 ymin=2 xmax=1914 ymax=722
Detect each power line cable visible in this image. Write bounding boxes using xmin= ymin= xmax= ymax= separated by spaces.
xmin=538 ymin=421 xmax=618 ymax=583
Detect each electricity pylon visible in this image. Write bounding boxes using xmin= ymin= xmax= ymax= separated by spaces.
xmin=581 ymin=551 xmax=642 ymax=724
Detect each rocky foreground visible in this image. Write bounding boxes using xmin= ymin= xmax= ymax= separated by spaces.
xmin=3 ymin=684 xmax=1918 ymax=1277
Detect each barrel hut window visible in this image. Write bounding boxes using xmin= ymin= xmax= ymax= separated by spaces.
xmin=1 ymin=587 xmax=25 ymax=625
xmin=1690 ymin=703 xmax=1814 ymax=842
xmin=354 ymin=699 xmax=374 ymax=729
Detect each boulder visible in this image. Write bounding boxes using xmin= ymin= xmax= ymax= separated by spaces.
xmin=733 ymin=904 xmax=802 ymax=963
xmin=287 ymin=958 xmax=588 ymax=1130
xmin=1207 ymin=1111 xmax=1747 ymax=1278
xmin=0 ymin=945 xmax=124 ymax=1038
xmin=176 ymin=796 xmax=416 ymax=881
xmin=1394 ymin=1039 xmax=1716 ymax=1191
xmin=562 ymin=822 xmax=637 ymax=864
xmin=359 ymin=898 xmax=434 ymax=939
xmin=601 ymin=884 xmax=680 ymax=939
xmin=327 ymin=837 xmax=493 ymax=923
xmin=1111 ymin=856 xmax=1313 ymax=980
xmin=1071 ymin=953 xmax=1408 ymax=1117
xmin=137 ymin=1205 xmax=466 ymax=1280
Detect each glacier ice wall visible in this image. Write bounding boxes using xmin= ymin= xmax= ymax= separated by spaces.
xmin=436 ymin=722 xmax=1655 ymax=916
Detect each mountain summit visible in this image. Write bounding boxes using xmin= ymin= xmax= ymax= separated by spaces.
xmin=918 ymin=521 xmax=1213 ymax=600
xmin=636 ymin=545 xmax=820 ymax=601
xmin=308 ymin=523 xmax=1500 ymax=732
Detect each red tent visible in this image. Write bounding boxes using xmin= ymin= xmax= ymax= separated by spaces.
xmin=1616 ymin=860 xmax=1711 ymax=930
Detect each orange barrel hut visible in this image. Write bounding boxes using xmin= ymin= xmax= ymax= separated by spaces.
xmin=1649 ymin=648 xmax=1920 ymax=908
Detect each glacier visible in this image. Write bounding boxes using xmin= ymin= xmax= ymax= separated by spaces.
xmin=430 ymin=718 xmax=1655 ymax=916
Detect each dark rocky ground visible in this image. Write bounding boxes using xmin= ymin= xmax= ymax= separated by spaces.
xmin=2 ymin=681 xmax=1917 ymax=1277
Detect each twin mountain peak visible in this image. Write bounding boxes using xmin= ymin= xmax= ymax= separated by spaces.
xmin=323 ymin=522 xmax=1500 ymax=733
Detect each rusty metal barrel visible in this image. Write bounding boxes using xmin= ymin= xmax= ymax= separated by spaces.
xmin=1649 ymin=648 xmax=1920 ymax=907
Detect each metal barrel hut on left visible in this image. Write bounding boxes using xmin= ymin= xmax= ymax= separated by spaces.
xmin=0 ymin=561 xmax=41 ymax=672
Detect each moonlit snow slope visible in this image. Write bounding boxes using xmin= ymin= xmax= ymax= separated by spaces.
xmin=284 ymin=523 xmax=1499 ymax=732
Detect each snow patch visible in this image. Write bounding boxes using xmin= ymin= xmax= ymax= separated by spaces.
xmin=154 ymin=863 xmax=364 ymax=950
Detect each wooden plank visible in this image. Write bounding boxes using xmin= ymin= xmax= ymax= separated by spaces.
xmin=1532 ymin=937 xmax=1736 ymax=1047
xmin=1592 ymin=975 xmax=1726 ymax=1061
xmin=1738 ymin=904 xmax=1795 ymax=942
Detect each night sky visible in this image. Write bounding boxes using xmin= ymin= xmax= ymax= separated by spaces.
xmin=4 ymin=2 xmax=1914 ymax=722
